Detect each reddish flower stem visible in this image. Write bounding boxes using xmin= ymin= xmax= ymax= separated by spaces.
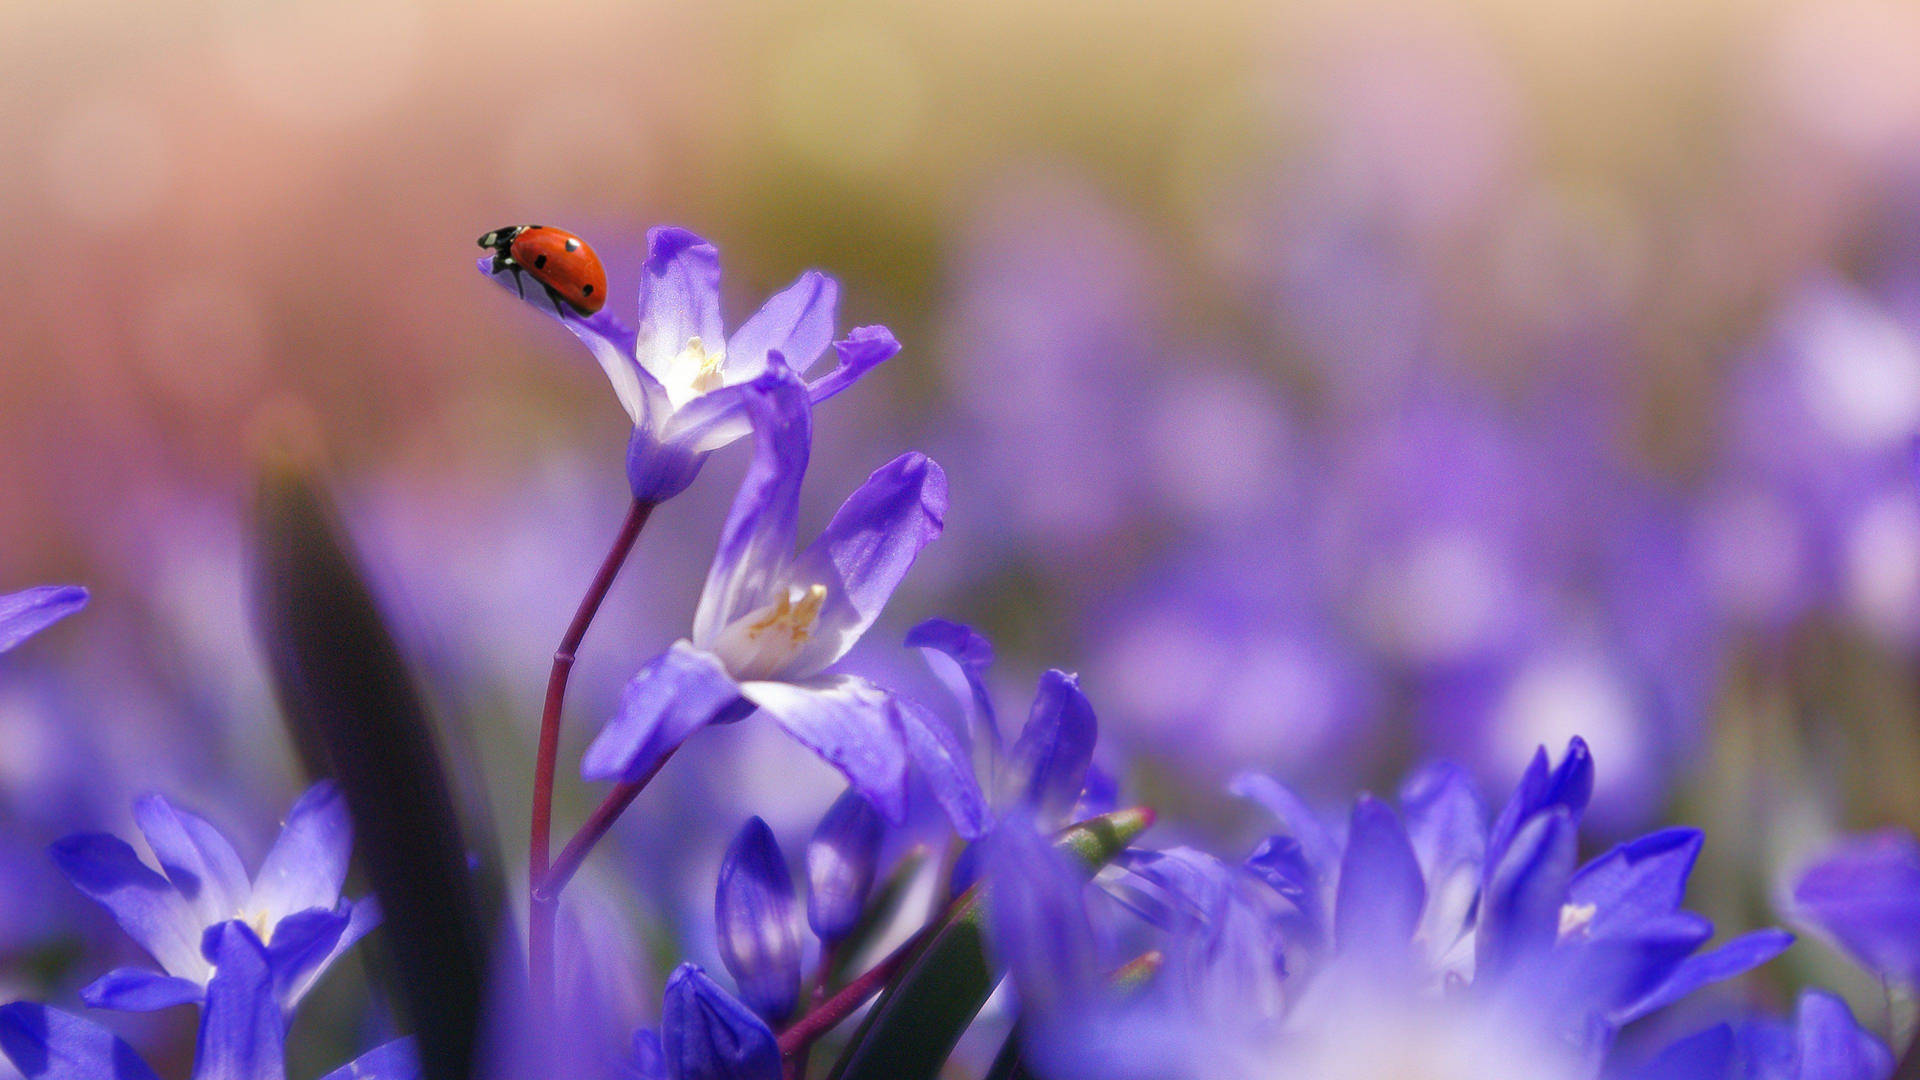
xmin=536 ymin=746 xmax=679 ymax=900
xmin=777 ymin=927 xmax=932 ymax=1058
xmin=529 ymin=497 xmax=654 ymax=1014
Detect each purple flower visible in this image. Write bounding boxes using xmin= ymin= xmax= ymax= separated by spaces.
xmin=1624 ymin=990 xmax=1892 ymax=1080
xmin=713 ymin=818 xmax=802 ymax=1023
xmin=992 ymin=741 xmax=1793 ymax=1080
xmin=479 ymin=226 xmax=900 ymax=501
xmin=0 ymin=923 xmax=414 ymax=1080
xmin=49 ymin=782 xmax=378 ymax=1014
xmin=0 ymin=586 xmax=86 ymax=656
xmin=580 ymin=364 xmax=979 ymax=828
xmin=1790 ymin=828 xmax=1920 ymax=986
xmin=901 ymin=618 xmax=1098 ymax=839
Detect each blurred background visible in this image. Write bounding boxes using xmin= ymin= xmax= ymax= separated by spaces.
xmin=9 ymin=0 xmax=1920 ymax=1063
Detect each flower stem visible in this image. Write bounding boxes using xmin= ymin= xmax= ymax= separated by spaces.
xmin=536 ymin=746 xmax=679 ymax=901
xmin=776 ymin=926 xmax=931 ymax=1058
xmin=529 ymin=497 xmax=654 ymax=1014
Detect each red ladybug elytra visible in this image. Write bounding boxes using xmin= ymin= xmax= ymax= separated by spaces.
xmin=477 ymin=224 xmax=607 ymax=316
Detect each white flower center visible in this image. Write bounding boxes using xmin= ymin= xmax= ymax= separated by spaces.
xmin=665 ymin=336 xmax=727 ymax=409
xmin=711 ymin=583 xmax=827 ymax=681
xmin=1557 ymin=901 xmax=1597 ymax=941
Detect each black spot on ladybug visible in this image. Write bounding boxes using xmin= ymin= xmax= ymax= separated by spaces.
xmin=564 ymin=238 xmax=580 ymax=252
xmin=581 ymin=283 xmax=594 ymax=295
xmin=535 ymin=254 xmax=548 ymax=268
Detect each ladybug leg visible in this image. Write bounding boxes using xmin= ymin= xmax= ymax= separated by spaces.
xmin=541 ymin=282 xmax=573 ymax=319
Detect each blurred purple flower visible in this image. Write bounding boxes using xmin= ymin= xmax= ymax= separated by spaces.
xmin=1623 ymin=990 xmax=1891 ymax=1080
xmin=480 ymin=226 xmax=899 ymax=501
xmin=804 ymin=788 xmax=883 ymax=943
xmin=50 ymin=782 xmax=377 ymax=1014
xmin=1791 ymin=828 xmax=1920 ymax=986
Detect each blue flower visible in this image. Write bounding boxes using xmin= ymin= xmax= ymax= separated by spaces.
xmin=1790 ymin=828 xmax=1920 ymax=987
xmin=1624 ymin=990 xmax=1893 ymax=1080
xmin=580 ymin=363 xmax=980 ymax=828
xmin=0 ymin=922 xmax=414 ymax=1080
xmin=50 ymin=782 xmax=378 ymax=1014
xmin=902 ymin=618 xmax=1099 ymax=841
xmin=0 ymin=586 xmax=87 ymax=656
xmin=987 ymin=740 xmax=1794 ymax=1080
xmin=479 ymin=226 xmax=900 ymax=502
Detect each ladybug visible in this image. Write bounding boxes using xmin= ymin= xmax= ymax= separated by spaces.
xmin=477 ymin=224 xmax=607 ymax=316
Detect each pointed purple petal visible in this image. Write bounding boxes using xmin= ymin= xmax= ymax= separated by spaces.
xmin=736 ymin=676 xmax=910 ymax=823
xmin=807 ymin=326 xmax=901 ymax=405
xmin=905 ymin=618 xmax=1000 ymax=754
xmin=894 ymin=697 xmax=992 ymax=839
xmin=1791 ymin=829 xmax=1920 ymax=985
xmin=784 ymin=453 xmax=948 ymax=678
xmin=1569 ymin=829 xmax=1703 ymax=938
xmin=476 ymin=257 xmax=654 ymax=428
xmin=1616 ymin=928 xmax=1794 ymax=1025
xmin=265 ymin=907 xmax=351 ymax=1009
xmin=1333 ymin=795 xmax=1426 ymax=956
xmin=581 ymin=643 xmax=743 ymax=784
xmin=635 ymin=227 xmax=725 ymax=383
xmin=726 ymin=271 xmax=839 ymax=378
xmin=79 ymin=969 xmax=205 ymax=1013
xmin=1477 ymin=808 xmax=1577 ymax=979
xmin=1796 ymin=989 xmax=1894 ymax=1080
xmin=689 ymin=367 xmax=811 ymax=651
xmin=50 ymin=833 xmax=204 ymax=981
xmin=0 ymin=1003 xmax=160 ymax=1080
xmin=1229 ymin=773 xmax=1341 ymax=882
xmin=1000 ymin=671 xmax=1096 ymax=823
xmin=250 ymin=782 xmax=350 ymax=926
xmin=0 ymin=586 xmax=87 ymax=655
xmin=131 ymin=795 xmax=249 ymax=933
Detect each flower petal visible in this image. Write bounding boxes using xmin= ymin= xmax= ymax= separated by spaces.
xmin=192 ymin=923 xmax=285 ymax=1080
xmin=660 ymin=963 xmax=781 ymax=1080
xmin=1477 ymin=808 xmax=1577 ymax=980
xmin=1569 ymin=829 xmax=1703 ymax=939
xmin=690 ymin=367 xmax=811 ymax=652
xmin=807 ymin=326 xmax=901 ymax=405
xmin=1791 ymin=828 xmax=1920 ymax=985
xmin=1000 ymin=670 xmax=1097 ymax=823
xmin=736 ymin=676 xmax=910 ymax=823
xmin=714 ymin=817 xmax=802 ymax=1023
xmin=266 ymin=906 xmax=351 ymax=1009
xmin=894 ymin=697 xmax=992 ymax=839
xmin=131 ymin=794 xmax=250 ymax=934
xmin=250 ymin=782 xmax=350 ymax=927
xmin=1616 ymin=928 xmax=1794 ymax=1025
xmin=50 ymin=833 xmax=205 ymax=981
xmin=806 ymin=789 xmax=886 ymax=941
xmin=0 ymin=1002 xmax=161 ymax=1080
xmin=905 ymin=617 xmax=1000 ymax=755
xmin=1795 ymin=989 xmax=1894 ymax=1080
xmin=1622 ymin=1025 xmax=1734 ymax=1080
xmin=317 ymin=1039 xmax=418 ymax=1080
xmin=783 ymin=452 xmax=948 ymax=677
xmin=726 ymin=270 xmax=839 ymax=378
xmin=0 ymin=586 xmax=87 ymax=655
xmin=1229 ymin=773 xmax=1340 ymax=883
xmin=1333 ymin=795 xmax=1426 ymax=957
xmin=982 ymin=817 xmax=1103 ymax=1015
xmin=280 ymin=898 xmax=381 ymax=1009
xmin=581 ymin=643 xmax=744 ymax=784
xmin=635 ymin=227 xmax=725 ymax=383
xmin=79 ymin=969 xmax=205 ymax=1013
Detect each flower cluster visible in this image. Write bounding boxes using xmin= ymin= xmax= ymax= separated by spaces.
xmin=9 ymin=227 xmax=1920 ymax=1080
